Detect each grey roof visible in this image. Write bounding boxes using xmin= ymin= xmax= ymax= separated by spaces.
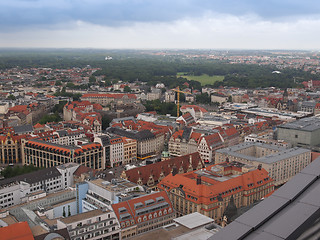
xmin=56 ymin=130 xmax=68 ymax=137
xmin=97 ymin=135 xmax=111 ymax=146
xmin=174 ymin=212 xmax=214 ymax=229
xmin=30 ymin=139 xmax=81 ymax=150
xmin=208 ymin=156 xmax=320 ymax=240
xmin=0 ymin=167 xmax=61 ymax=187
xmin=106 ymin=127 xmax=155 ymax=141
xmin=300 ymin=101 xmax=316 ymax=108
xmin=216 ymin=142 xmax=310 ymax=164
xmin=278 ymin=116 xmax=320 ymax=132
xmin=13 ymin=124 xmax=33 ymax=134
xmin=181 ymin=127 xmax=192 ymax=141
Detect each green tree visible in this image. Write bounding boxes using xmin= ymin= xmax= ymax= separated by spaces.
xmin=55 ymin=80 xmax=62 ymax=86
xmin=124 ymin=86 xmax=132 ymax=92
xmin=7 ymin=94 xmax=16 ymax=100
xmin=89 ymin=76 xmax=96 ymax=83
xmin=196 ymin=93 xmax=210 ymax=104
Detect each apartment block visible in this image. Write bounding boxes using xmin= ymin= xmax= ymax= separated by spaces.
xmin=57 ymin=209 xmax=121 ymax=240
xmin=112 ymin=191 xmax=175 ymax=239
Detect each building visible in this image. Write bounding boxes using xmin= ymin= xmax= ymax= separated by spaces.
xmin=209 ymin=156 xmax=320 ymax=240
xmin=81 ymin=93 xmax=137 ymax=106
xmin=79 ymin=178 xmax=145 ymax=212
xmin=129 ymin=212 xmax=221 ymax=240
xmin=169 ymin=128 xmax=201 ymax=157
xmin=121 ymin=152 xmax=204 ymax=190
xmin=165 ymin=90 xmax=176 ymax=103
xmin=122 ymin=137 xmax=137 ymax=165
xmin=180 ymin=105 xmax=208 ymax=119
xmin=245 ymin=132 xmax=291 ymax=148
xmin=0 ymin=132 xmax=27 ymax=164
xmin=158 ymin=161 xmax=274 ymax=223
xmin=211 ymin=93 xmax=228 ymax=104
xmin=57 ymin=208 xmax=121 ymax=240
xmin=0 ymin=164 xmax=77 ymax=209
xmin=106 ymin=127 xmax=159 ymax=161
xmin=23 ymin=139 xmax=104 ymax=170
xmin=112 ymin=191 xmax=175 ymax=239
xmin=277 ymin=116 xmax=320 ymax=150
xmin=215 ymin=142 xmax=311 ymax=186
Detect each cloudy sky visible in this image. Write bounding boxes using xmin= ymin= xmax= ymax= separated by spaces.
xmin=1 ymin=0 xmax=320 ymax=49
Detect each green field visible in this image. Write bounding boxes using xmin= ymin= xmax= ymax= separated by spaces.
xmin=177 ymin=73 xmax=224 ymax=86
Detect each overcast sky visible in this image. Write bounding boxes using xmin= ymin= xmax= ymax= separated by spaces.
xmin=1 ymin=0 xmax=320 ymax=49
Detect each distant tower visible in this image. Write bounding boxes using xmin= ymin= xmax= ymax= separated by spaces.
xmin=283 ymin=88 xmax=288 ymax=103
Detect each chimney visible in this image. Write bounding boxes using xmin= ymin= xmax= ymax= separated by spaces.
xmin=189 ymin=154 xmax=192 ymax=165
xmin=258 ymin=164 xmax=262 ymax=170
xmin=196 ymin=175 xmax=202 ymax=185
xmin=172 ymin=166 xmax=178 ymax=176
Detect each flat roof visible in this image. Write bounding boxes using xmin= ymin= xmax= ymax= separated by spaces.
xmin=278 ymin=116 xmax=320 ymax=132
xmin=216 ymin=142 xmax=310 ymax=164
xmin=60 ymin=209 xmax=109 ymax=224
xmin=208 ymin=156 xmax=320 ymax=240
xmin=174 ymin=212 xmax=214 ymax=229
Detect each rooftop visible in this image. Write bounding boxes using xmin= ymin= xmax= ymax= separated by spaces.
xmin=278 ymin=116 xmax=320 ymax=131
xmin=208 ymin=156 xmax=320 ymax=240
xmin=216 ymin=142 xmax=310 ymax=164
xmin=59 ymin=209 xmax=109 ymax=224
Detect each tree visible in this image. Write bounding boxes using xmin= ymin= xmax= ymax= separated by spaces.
xmin=89 ymin=76 xmax=96 ymax=83
xmin=55 ymin=80 xmax=62 ymax=86
xmin=227 ymin=96 xmax=232 ymax=102
xmin=196 ymin=93 xmax=210 ymax=104
xmin=7 ymin=94 xmax=16 ymax=100
xmin=124 ymin=86 xmax=132 ymax=92
xmin=102 ymin=115 xmax=111 ymax=130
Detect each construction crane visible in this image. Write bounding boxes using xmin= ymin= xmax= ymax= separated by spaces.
xmin=172 ymin=86 xmax=191 ymax=117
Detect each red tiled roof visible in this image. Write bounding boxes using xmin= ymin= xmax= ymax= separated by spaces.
xmin=158 ymin=166 xmax=273 ymax=205
xmin=124 ymin=152 xmax=204 ymax=185
xmin=0 ymin=221 xmax=34 ymax=240
xmin=112 ymin=191 xmax=173 ymax=228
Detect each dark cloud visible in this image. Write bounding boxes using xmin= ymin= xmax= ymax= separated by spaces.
xmin=1 ymin=0 xmax=320 ymax=30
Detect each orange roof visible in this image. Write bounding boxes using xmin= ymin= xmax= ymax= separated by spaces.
xmin=180 ymin=105 xmax=208 ymax=113
xmin=9 ymin=105 xmax=28 ymax=113
xmin=0 ymin=222 xmax=34 ymax=240
xmin=33 ymin=123 xmax=45 ymax=129
xmin=112 ymin=191 xmax=173 ymax=228
xmin=158 ymin=165 xmax=274 ymax=205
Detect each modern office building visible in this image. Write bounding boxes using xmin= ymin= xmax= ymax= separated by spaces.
xmin=215 ymin=142 xmax=311 ymax=186
xmin=23 ymin=139 xmax=103 ymax=169
xmin=277 ymin=116 xmax=320 ymax=150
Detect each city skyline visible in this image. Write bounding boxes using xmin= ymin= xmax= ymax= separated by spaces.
xmin=1 ymin=0 xmax=320 ymax=50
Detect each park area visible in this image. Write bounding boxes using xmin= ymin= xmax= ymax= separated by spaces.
xmin=177 ymin=73 xmax=224 ymax=86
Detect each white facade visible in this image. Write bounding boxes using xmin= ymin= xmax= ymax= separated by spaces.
xmin=57 ymin=209 xmax=121 ymax=240
xmin=110 ymin=141 xmax=124 ymax=167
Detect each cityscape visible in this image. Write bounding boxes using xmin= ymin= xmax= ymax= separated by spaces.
xmin=0 ymin=1 xmax=320 ymax=240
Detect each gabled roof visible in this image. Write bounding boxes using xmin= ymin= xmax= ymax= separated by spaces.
xmin=112 ymin=191 xmax=173 ymax=228
xmin=124 ymin=152 xmax=204 ymax=185
xmin=0 ymin=167 xmax=61 ymax=187
xmin=159 ymin=166 xmax=273 ymax=205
